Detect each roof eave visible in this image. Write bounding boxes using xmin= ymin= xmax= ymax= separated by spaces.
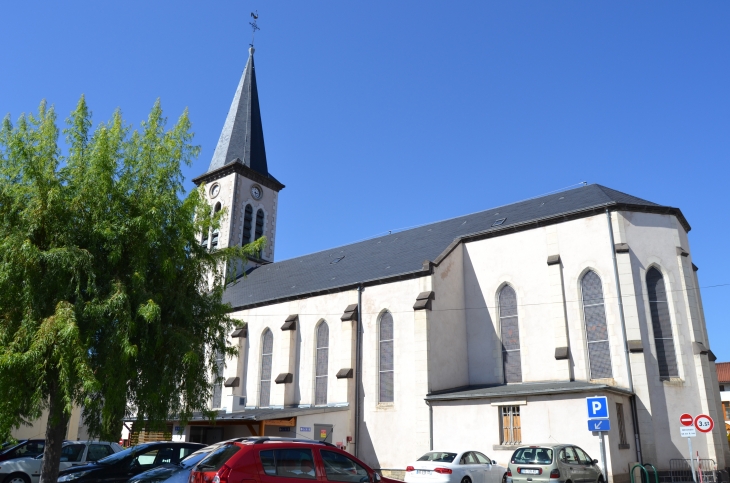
xmin=193 ymin=161 xmax=285 ymax=192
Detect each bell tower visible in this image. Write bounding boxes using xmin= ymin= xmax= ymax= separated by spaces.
xmin=193 ymin=46 xmax=284 ymax=264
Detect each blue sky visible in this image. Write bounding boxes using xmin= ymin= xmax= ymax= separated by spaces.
xmin=2 ymin=2 xmax=729 ymax=359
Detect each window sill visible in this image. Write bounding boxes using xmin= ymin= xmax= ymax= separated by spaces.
xmin=376 ymin=402 xmax=395 ymax=410
xmin=618 ymin=444 xmax=630 ymax=450
xmin=661 ymin=377 xmax=684 ymax=386
xmin=493 ymin=444 xmax=521 ymax=451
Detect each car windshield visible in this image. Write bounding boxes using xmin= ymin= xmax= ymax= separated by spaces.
xmin=181 ymin=451 xmax=211 ymax=469
xmin=417 ymin=452 xmax=457 ymax=463
xmin=97 ymin=444 xmax=151 ymax=465
xmin=511 ymin=448 xmax=553 ymax=465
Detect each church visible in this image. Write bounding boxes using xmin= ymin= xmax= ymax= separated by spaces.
xmin=176 ymin=46 xmax=729 ymax=483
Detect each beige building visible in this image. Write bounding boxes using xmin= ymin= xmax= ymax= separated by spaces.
xmin=177 ymin=47 xmax=730 ymax=483
xmin=12 ymin=406 xmax=89 ymax=441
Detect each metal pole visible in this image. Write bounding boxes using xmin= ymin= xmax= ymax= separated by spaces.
xmin=354 ymin=285 xmax=363 ymax=457
xmin=688 ymin=438 xmax=697 ymax=483
xmin=599 ymin=432 xmax=609 ymax=481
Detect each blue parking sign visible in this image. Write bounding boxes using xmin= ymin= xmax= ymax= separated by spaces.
xmin=586 ymin=396 xmax=609 ymax=419
xmin=588 ymin=419 xmax=611 ymax=431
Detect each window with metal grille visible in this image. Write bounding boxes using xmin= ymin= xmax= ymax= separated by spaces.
xmin=499 ymin=285 xmax=522 ymax=383
xmin=379 ymin=312 xmax=394 ymax=403
xmin=616 ymin=403 xmax=629 ymax=448
xmin=242 ymin=204 xmax=253 ymax=244
xmin=211 ymin=202 xmax=221 ymax=250
xmin=260 ymin=329 xmax=273 ymax=407
xmin=255 ymin=209 xmax=264 ymax=240
xmin=500 ymin=406 xmax=521 ymax=445
xmin=211 ymin=347 xmax=224 ymax=409
xmin=581 ymin=270 xmax=613 ymax=379
xmin=646 ymin=268 xmax=679 ymax=379
xmin=315 ymin=321 xmax=329 ymax=406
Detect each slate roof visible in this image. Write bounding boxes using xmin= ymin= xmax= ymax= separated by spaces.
xmin=223 ymin=184 xmax=688 ymax=311
xmin=425 ymin=380 xmax=633 ymax=401
xmin=188 ymin=404 xmax=349 ymax=422
xmin=205 ymin=47 xmax=273 ymax=179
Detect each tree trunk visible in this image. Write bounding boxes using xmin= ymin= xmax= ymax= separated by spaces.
xmin=39 ymin=382 xmax=70 ymax=483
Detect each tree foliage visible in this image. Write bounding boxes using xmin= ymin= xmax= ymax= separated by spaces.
xmin=0 ymin=97 xmax=263 ymax=482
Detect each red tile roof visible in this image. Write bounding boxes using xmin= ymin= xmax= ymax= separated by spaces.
xmin=716 ymin=362 xmax=730 ymax=383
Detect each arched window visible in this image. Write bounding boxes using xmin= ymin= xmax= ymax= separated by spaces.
xmin=499 ymin=285 xmax=522 ymax=383
xmin=242 ymin=204 xmax=253 ymax=245
xmin=581 ymin=270 xmax=613 ymax=379
xmin=379 ymin=312 xmax=394 ymax=403
xmin=255 ymin=209 xmax=264 ymax=241
xmin=211 ymin=202 xmax=221 ymax=250
xmin=315 ymin=321 xmax=329 ymax=406
xmin=259 ymin=329 xmax=273 ymax=407
xmin=647 ymin=268 xmax=678 ymax=379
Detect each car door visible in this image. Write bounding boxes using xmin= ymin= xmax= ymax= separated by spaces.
xmin=558 ymin=446 xmax=583 ymax=483
xmin=61 ymin=443 xmax=88 ymax=470
xmin=572 ymin=447 xmax=599 ymax=483
xmin=474 ymin=452 xmax=497 ymax=483
xmin=460 ymin=452 xmax=483 ymax=483
xmin=258 ymin=446 xmax=320 ymax=483
xmin=87 ymin=444 xmax=115 ymax=463
xmin=318 ymin=449 xmax=371 ymax=483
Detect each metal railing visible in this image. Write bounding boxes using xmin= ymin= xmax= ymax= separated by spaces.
xmin=669 ymin=459 xmax=717 ymax=483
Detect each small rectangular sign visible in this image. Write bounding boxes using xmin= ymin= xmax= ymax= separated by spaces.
xmin=680 ymin=427 xmax=697 ymax=438
xmin=278 ymin=427 xmax=291 ymax=432
xmin=586 ymin=397 xmax=609 ymax=419
xmin=588 ymin=418 xmax=611 ymax=431
xmin=300 ymin=427 xmax=311 ymax=432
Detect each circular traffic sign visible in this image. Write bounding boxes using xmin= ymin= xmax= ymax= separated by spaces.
xmin=680 ymin=413 xmax=694 ymax=426
xmin=694 ymin=414 xmax=714 ymax=433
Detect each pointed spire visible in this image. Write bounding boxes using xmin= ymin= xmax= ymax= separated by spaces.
xmin=207 ymin=47 xmax=269 ymax=176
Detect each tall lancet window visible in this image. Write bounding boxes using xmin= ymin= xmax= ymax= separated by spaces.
xmin=315 ymin=321 xmax=329 ymax=406
xmin=259 ymin=329 xmax=273 ymax=407
xmin=379 ymin=312 xmax=394 ymax=403
xmin=211 ymin=202 xmax=221 ymax=250
xmin=211 ymin=345 xmax=224 ymax=409
xmin=255 ymin=209 xmax=264 ymax=241
xmin=499 ymin=285 xmax=522 ymax=383
xmin=647 ymin=268 xmax=679 ymax=379
xmin=242 ymin=204 xmax=253 ymax=245
xmin=581 ymin=270 xmax=613 ymax=379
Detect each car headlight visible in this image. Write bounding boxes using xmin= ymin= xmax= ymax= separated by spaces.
xmin=58 ymin=470 xmax=92 ymax=481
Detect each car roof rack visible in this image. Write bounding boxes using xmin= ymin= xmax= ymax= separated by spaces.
xmin=236 ymin=437 xmax=336 ymax=447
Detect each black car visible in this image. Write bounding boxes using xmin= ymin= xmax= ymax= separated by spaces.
xmin=57 ymin=441 xmax=204 ymax=483
xmin=0 ymin=440 xmax=46 ymax=462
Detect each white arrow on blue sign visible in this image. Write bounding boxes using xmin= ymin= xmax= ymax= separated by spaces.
xmin=586 ymin=396 xmax=609 ymax=419
xmin=588 ymin=419 xmax=611 ymax=431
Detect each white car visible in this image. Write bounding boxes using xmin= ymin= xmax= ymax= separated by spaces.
xmin=405 ymin=451 xmax=508 ymax=483
xmin=0 ymin=440 xmax=122 ymax=483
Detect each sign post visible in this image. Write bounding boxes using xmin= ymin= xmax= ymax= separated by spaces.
xmin=587 ymin=397 xmax=610 ymax=481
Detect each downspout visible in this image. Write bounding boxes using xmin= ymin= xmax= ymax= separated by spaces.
xmin=354 ymin=284 xmax=363 ymax=457
xmin=605 ymin=209 xmax=643 ymax=464
xmin=426 ymin=400 xmax=433 ymax=450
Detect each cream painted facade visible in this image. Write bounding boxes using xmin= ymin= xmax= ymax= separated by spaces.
xmin=11 ymin=405 xmax=88 ymax=441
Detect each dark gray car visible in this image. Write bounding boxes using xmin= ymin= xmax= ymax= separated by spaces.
xmin=506 ymin=445 xmax=603 ymax=483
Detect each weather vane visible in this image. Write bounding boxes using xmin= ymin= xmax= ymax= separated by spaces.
xmin=249 ymin=11 xmax=260 ymax=48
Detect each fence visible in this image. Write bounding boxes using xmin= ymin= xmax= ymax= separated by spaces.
xmin=669 ymin=458 xmax=717 ymax=483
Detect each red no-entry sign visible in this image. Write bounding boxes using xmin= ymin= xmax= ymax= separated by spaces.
xmin=680 ymin=413 xmax=694 ymax=426
xmin=694 ymin=414 xmax=714 ymax=433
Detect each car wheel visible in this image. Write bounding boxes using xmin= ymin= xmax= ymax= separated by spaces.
xmin=502 ymin=473 xmax=507 ymax=483
xmin=461 ymin=477 xmax=471 ymax=483
xmin=598 ymin=476 xmax=605 ymax=483
xmin=4 ymin=473 xmax=30 ymax=483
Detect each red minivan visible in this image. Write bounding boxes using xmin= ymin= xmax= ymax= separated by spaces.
xmin=189 ymin=437 xmax=399 ymax=483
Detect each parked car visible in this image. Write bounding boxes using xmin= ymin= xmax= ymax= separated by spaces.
xmin=128 ymin=439 xmax=252 ymax=483
xmin=189 ymin=437 xmax=400 ymax=483
xmin=404 ymin=450 xmax=507 ymax=483
xmin=505 ymin=445 xmax=603 ymax=483
xmin=57 ymin=442 xmax=205 ymax=483
xmin=0 ymin=441 xmax=46 ymax=463
xmin=0 ymin=440 xmax=122 ymax=483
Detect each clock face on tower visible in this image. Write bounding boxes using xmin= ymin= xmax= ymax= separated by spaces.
xmin=251 ymin=185 xmax=262 ymax=200
xmin=210 ymin=183 xmax=220 ymax=198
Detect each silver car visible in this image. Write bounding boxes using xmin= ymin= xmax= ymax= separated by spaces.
xmin=506 ymin=445 xmax=603 ymax=483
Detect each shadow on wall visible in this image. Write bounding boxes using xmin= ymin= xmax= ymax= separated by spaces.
xmin=463 ymin=248 xmax=502 ymax=386
xmin=358 ymin=421 xmax=381 ymax=470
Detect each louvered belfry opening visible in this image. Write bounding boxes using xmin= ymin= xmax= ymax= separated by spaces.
xmin=260 ymin=329 xmax=274 ymax=407
xmin=255 ymin=209 xmax=264 ymax=240
xmin=581 ymin=270 xmax=613 ymax=379
xmin=379 ymin=312 xmax=394 ymax=402
xmin=647 ymin=267 xmax=679 ymax=379
xmin=242 ymin=204 xmax=253 ymax=244
xmin=212 ymin=346 xmax=225 ymax=409
xmin=315 ymin=321 xmax=329 ymax=406
xmin=499 ymin=285 xmax=522 ymax=383
xmin=211 ymin=202 xmax=221 ymax=250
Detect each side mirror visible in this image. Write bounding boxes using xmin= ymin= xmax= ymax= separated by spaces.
xmin=592 ymin=459 xmax=599 ymax=465
xmin=492 ymin=460 xmax=497 ymax=465
xmin=372 ymin=472 xmax=381 ymax=483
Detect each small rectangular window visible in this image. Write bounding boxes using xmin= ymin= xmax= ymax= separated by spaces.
xmin=500 ymin=406 xmax=521 ymax=445
xmin=616 ymin=403 xmax=629 ymax=449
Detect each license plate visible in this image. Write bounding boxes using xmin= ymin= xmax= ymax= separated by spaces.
xmin=416 ymin=470 xmax=432 ymax=475
xmin=521 ymin=469 xmax=540 ymax=474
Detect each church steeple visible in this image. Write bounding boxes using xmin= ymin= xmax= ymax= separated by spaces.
xmin=207 ymin=47 xmax=269 ymax=176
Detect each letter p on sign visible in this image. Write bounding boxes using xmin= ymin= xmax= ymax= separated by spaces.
xmin=586 ymin=396 xmax=609 ymax=419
